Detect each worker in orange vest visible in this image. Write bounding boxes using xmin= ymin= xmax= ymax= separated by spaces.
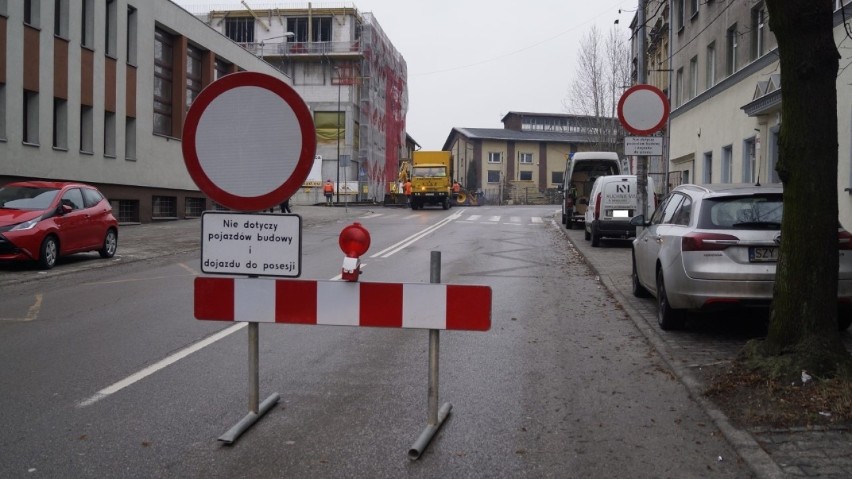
xmin=323 ymin=179 xmax=334 ymax=206
xmin=403 ymin=179 xmax=412 ymax=206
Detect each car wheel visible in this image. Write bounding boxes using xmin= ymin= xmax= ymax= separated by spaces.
xmin=656 ymin=268 xmax=685 ymax=330
xmin=838 ymin=304 xmax=852 ymax=332
xmin=632 ymin=254 xmax=651 ymax=298
xmin=39 ymin=236 xmax=59 ymax=270
xmin=590 ymin=223 xmax=600 ymax=247
xmin=99 ymin=228 xmax=118 ymax=258
xmin=442 ymin=198 xmax=450 ymax=210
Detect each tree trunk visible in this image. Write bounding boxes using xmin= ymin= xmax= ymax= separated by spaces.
xmin=752 ymin=0 xmax=851 ymax=378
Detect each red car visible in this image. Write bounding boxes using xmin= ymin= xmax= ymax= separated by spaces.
xmin=0 ymin=181 xmax=118 ymax=269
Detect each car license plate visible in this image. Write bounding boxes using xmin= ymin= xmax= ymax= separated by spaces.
xmin=612 ymin=210 xmax=629 ymax=218
xmin=749 ymin=247 xmax=778 ymax=262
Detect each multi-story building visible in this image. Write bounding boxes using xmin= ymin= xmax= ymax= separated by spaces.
xmin=1 ymin=0 xmax=293 ymax=223
xmin=637 ymin=0 xmax=852 ymax=228
xmin=442 ymin=112 xmax=624 ymax=204
xmin=187 ymin=3 xmax=407 ymax=204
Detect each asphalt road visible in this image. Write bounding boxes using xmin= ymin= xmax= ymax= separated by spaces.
xmin=0 ymin=205 xmax=752 ymax=478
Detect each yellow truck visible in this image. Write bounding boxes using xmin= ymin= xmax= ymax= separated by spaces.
xmin=410 ymin=151 xmax=453 ymax=210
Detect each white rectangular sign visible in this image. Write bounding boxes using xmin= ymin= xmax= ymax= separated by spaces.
xmin=201 ymin=211 xmax=301 ymax=277
xmin=625 ymin=136 xmax=663 ymax=156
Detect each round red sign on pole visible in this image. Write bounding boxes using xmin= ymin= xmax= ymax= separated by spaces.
xmin=617 ymin=84 xmax=670 ymax=136
xmin=182 ymin=72 xmax=316 ymax=211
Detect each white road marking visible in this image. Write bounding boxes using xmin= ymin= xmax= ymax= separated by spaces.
xmin=77 ymin=323 xmax=247 ymax=407
xmin=488 ymin=216 xmax=501 ymax=222
xmin=532 ymin=217 xmax=543 ymax=223
xmin=370 ymin=211 xmax=462 ymax=258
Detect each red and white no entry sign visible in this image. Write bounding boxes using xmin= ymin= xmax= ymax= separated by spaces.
xmin=182 ymin=72 xmax=316 ymax=211
xmin=617 ymin=84 xmax=669 ymax=136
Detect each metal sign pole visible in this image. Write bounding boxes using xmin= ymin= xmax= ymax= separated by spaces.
xmin=218 ymin=321 xmax=280 ymax=445
xmin=408 ymin=251 xmax=453 ymax=460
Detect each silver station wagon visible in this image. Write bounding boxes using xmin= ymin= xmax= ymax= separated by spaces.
xmin=629 ymin=183 xmax=852 ymax=331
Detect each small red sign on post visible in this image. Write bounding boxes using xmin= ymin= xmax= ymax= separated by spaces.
xmin=182 ymin=72 xmax=316 ymax=211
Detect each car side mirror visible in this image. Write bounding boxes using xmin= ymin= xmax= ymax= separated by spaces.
xmin=60 ymin=204 xmax=73 ymax=215
xmin=629 ymin=215 xmax=647 ymax=226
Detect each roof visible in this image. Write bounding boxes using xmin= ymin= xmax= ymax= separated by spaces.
xmin=442 ymin=127 xmax=593 ymax=150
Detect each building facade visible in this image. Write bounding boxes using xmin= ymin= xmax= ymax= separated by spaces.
xmin=637 ymin=0 xmax=852 ymax=228
xmin=1 ymin=0 xmax=294 ymax=223
xmin=188 ymin=4 xmax=407 ymax=203
xmin=442 ymin=112 xmax=625 ymax=204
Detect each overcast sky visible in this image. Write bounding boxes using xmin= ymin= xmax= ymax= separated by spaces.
xmin=172 ymin=0 xmax=636 ymax=149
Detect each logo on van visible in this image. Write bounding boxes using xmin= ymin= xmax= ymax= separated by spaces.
xmin=616 ymin=184 xmax=631 ymax=193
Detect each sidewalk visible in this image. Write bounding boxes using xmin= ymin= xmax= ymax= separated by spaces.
xmin=558 ymin=223 xmax=852 ymax=479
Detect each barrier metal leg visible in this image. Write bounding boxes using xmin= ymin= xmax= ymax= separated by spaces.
xmin=408 ymin=251 xmax=452 ymax=460
xmin=218 ymin=322 xmax=280 ymax=445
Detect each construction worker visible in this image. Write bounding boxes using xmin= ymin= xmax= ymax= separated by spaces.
xmin=323 ymin=179 xmax=334 ymax=206
xmin=404 ymin=179 xmax=412 ymax=206
xmin=452 ymin=180 xmax=461 ymax=198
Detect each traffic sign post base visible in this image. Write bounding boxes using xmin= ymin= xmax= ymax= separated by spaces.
xmin=218 ymin=322 xmax=280 ymax=445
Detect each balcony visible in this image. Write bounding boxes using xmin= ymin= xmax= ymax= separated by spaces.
xmin=240 ymin=40 xmax=361 ymax=58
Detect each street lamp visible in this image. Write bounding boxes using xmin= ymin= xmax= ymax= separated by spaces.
xmin=335 ymin=66 xmax=342 ymax=205
xmin=258 ymin=32 xmax=294 ymax=60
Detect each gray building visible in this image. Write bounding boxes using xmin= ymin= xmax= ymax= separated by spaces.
xmin=1 ymin=0 xmax=293 ymax=223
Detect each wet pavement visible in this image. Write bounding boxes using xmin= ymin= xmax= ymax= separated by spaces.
xmin=2 ymin=205 xmax=850 ymax=478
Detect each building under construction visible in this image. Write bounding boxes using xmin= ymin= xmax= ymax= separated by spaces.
xmin=189 ymin=2 xmax=408 ymax=203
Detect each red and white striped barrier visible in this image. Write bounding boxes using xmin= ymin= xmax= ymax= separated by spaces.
xmin=195 ymin=277 xmax=491 ymax=331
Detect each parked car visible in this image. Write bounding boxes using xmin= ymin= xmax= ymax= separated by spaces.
xmin=584 ymin=175 xmax=657 ymax=247
xmin=0 ymin=181 xmax=118 ymax=269
xmin=558 ymin=151 xmax=625 ymax=230
xmin=629 ymin=183 xmax=852 ymax=331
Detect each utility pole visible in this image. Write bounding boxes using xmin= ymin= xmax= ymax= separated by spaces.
xmin=636 ymin=0 xmax=648 ymax=224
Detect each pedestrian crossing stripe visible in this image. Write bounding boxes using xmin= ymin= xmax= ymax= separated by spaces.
xmin=356 ymin=212 xmax=547 ymax=225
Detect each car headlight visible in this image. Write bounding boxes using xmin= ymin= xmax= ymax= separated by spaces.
xmin=10 ymin=216 xmax=42 ymax=231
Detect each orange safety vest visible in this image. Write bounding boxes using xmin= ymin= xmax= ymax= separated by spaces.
xmin=323 ymin=182 xmax=334 ymax=193
xmin=404 ymin=182 xmax=412 ymax=195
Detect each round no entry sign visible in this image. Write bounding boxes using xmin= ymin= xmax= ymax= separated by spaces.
xmin=182 ymin=72 xmax=316 ymax=211
xmin=617 ymin=84 xmax=669 ymax=136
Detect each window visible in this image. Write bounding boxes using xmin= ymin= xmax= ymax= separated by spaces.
xmin=81 ymin=187 xmax=104 ymax=208
xmin=115 ymin=199 xmax=140 ymax=223
xmin=721 ymin=146 xmax=732 ymax=182
xmin=314 ymin=112 xmax=344 ymax=144
xmin=53 ymin=98 xmax=67 ymax=149
xmin=125 ymin=117 xmax=136 ymax=160
xmin=81 ymin=0 xmax=94 ymax=48
xmin=487 ymin=170 xmax=501 ymax=183
xmin=287 ymin=18 xmax=308 ymax=43
xmin=80 ymin=106 xmax=93 ymax=153
xmin=552 ymin=171 xmax=564 ymax=185
xmin=225 ymin=17 xmax=254 ymax=44
xmin=23 ymin=90 xmax=39 ymax=145
xmin=675 ymin=68 xmax=683 ymax=107
xmin=706 ymin=42 xmax=716 ymax=89
xmin=675 ymin=0 xmax=685 ymax=31
xmin=186 ymin=45 xmax=203 ymax=111
xmin=689 ymin=0 xmax=699 ymax=18
xmin=105 ymin=0 xmax=117 ymax=56
xmin=126 ymin=6 xmax=138 ymax=65
xmin=743 ymin=137 xmax=756 ymax=182
xmin=519 ymin=171 xmax=533 ymax=181
xmin=672 ymin=197 xmax=693 ymax=226
xmin=488 ymin=152 xmax=501 ymax=163
xmin=24 ymin=0 xmax=40 ymax=27
xmin=703 ymin=152 xmax=713 ymax=183
xmin=751 ymin=3 xmax=766 ymax=60
xmin=682 ymin=170 xmax=690 ymax=185
xmin=152 ymin=196 xmax=177 ymax=218
xmin=519 ymin=153 xmax=533 ymax=164
xmin=60 ymin=188 xmax=85 ymax=210
xmin=153 ymin=28 xmax=174 ymax=136
xmin=312 ymin=17 xmax=332 ymax=42
xmin=215 ymin=58 xmax=231 ymax=79
xmin=726 ymin=24 xmax=738 ymax=76
xmin=286 ymin=17 xmax=332 ymax=43
xmin=688 ymin=56 xmax=698 ymax=99
xmin=54 ymin=0 xmax=69 ymax=38
xmin=104 ymin=112 xmax=116 ymax=157
xmin=185 ymin=198 xmax=206 ymax=217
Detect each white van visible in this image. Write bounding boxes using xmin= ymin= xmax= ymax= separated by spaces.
xmin=584 ymin=175 xmax=657 ymax=247
xmin=559 ymin=152 xmax=626 ymax=230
